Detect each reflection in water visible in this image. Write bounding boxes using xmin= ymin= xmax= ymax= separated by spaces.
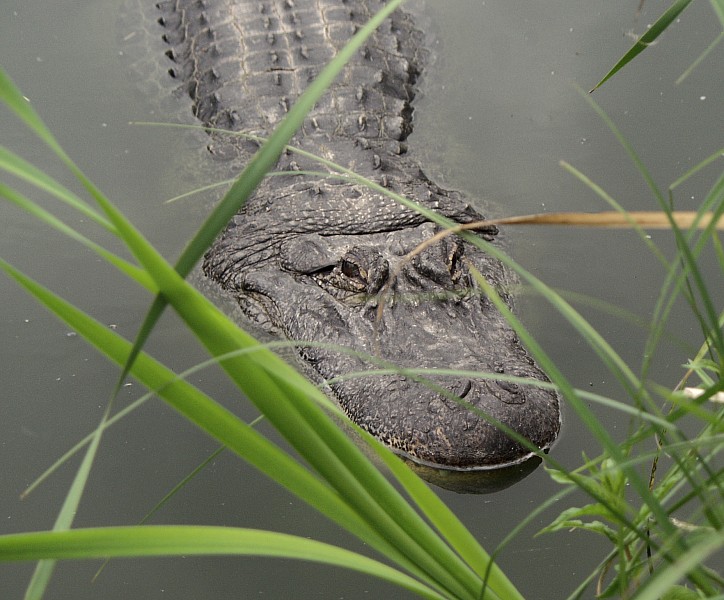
xmin=403 ymin=454 xmax=544 ymax=494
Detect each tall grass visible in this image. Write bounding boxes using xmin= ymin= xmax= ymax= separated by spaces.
xmin=1 ymin=0 xmax=722 ymax=598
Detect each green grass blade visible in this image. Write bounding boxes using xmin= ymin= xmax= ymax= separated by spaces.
xmin=1 ymin=255 xmax=469 ymax=593
xmin=558 ymin=161 xmax=670 ymax=268
xmin=0 ymin=182 xmax=153 ymax=290
xmin=92 ymin=444 xmax=228 ymax=581
xmin=576 ymin=87 xmax=724 ymax=364
xmin=677 ymin=0 xmax=724 ymax=84
xmin=668 ymin=148 xmax=724 ymax=192
xmin=632 ymin=528 xmax=724 ymax=600
xmin=676 ymin=30 xmax=724 ymax=84
xmin=1 ymin=66 xmax=157 ymax=381
xmin=590 ymin=0 xmax=694 ymax=91
xmin=0 ymin=527 xmax=445 ymax=600
xmin=712 ymin=0 xmax=724 ymax=22
xmin=22 ymin=387 xmax=111 ymax=600
xmin=0 ymin=68 xmax=108 ymax=214
xmin=660 ymin=186 xmax=724 ymax=362
xmin=20 ymin=340 xmax=328 ymax=501
xmin=0 ymin=70 xmax=79 ymax=172
xmin=23 ymin=355 xmax=254 ymax=500
xmin=371 ymin=442 xmax=524 ymax=600
xmin=0 ymin=146 xmax=114 ymax=232
xmin=466 ymin=265 xmax=688 ymax=556
xmin=577 ymin=85 xmax=665 ymax=205
xmin=138 ymin=445 xmax=227 ymax=526
xmin=21 ymin=395 xmax=150 ymax=500
xmin=163 ymin=178 xmax=234 ymax=204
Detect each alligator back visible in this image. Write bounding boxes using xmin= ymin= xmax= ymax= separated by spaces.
xmin=158 ymin=1 xmax=422 ymax=170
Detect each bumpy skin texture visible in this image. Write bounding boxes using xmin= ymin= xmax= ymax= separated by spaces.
xmin=157 ymin=0 xmax=560 ymax=469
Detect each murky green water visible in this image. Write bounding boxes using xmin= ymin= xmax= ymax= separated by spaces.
xmin=1 ymin=1 xmax=721 ymax=598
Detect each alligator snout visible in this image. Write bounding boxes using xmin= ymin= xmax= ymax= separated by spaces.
xmin=331 ymin=371 xmax=559 ymax=470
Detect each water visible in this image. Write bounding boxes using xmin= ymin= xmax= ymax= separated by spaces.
xmin=1 ymin=1 xmax=721 ymax=598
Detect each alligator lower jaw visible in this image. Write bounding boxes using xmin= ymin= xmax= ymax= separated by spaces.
xmin=395 ymin=445 xmax=550 ymax=473
xmin=334 ymin=397 xmax=556 ymax=494
xmin=397 ymin=452 xmax=547 ymax=495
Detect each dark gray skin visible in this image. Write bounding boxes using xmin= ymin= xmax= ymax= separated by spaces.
xmin=157 ymin=0 xmax=560 ymax=470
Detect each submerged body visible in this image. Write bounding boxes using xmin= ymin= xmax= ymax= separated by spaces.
xmin=157 ymin=0 xmax=560 ymax=471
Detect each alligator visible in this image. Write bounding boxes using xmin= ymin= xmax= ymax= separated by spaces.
xmin=156 ymin=0 xmax=561 ymax=476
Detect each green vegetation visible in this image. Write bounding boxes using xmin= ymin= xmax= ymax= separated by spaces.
xmin=1 ymin=1 xmax=722 ymax=598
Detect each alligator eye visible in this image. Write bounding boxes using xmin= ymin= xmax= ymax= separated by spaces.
xmin=311 ymin=248 xmax=388 ymax=301
xmin=447 ymin=240 xmax=464 ymax=282
xmin=341 ymin=259 xmax=364 ymax=281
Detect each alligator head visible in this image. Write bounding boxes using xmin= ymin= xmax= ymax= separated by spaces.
xmin=204 ymin=177 xmax=561 ymax=472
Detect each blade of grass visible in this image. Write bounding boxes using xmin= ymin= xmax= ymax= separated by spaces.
xmin=676 ymin=0 xmax=724 ymax=84
xmin=163 ymin=178 xmax=234 ymax=204
xmin=0 ymin=65 xmax=159 ymax=519
xmin=0 ymin=73 xmax=133 ymax=597
xmin=480 ymin=261 xmax=718 ymax=585
xmin=92 ymin=444 xmax=227 ymax=581
xmin=578 ymin=87 xmax=724 ymax=360
xmin=22 ymin=393 xmax=111 ymax=600
xmin=37 ymin=172 xmax=487 ymax=595
xmin=590 ymin=0 xmax=694 ymax=91
xmin=668 ymin=148 xmax=724 ymax=193
xmin=154 ymin=281 xmax=481 ymax=598
xmin=369 ymin=437 xmax=525 ymax=600
xmin=0 ymin=182 xmax=153 ymax=290
xmin=2 ymin=243 xmax=480 ymax=596
xmin=632 ymin=528 xmax=724 ymax=600
xmin=528 ymin=143 xmax=720 ymax=583
xmin=0 ymin=71 xmax=90 ymax=183
xmin=0 ymin=527 xmax=446 ymax=600
xmin=675 ymin=30 xmax=724 ymax=84
xmin=21 ymin=340 xmax=315 ymax=499
xmin=712 ymin=0 xmax=724 ymax=23
xmin=0 ymin=146 xmax=114 ymax=231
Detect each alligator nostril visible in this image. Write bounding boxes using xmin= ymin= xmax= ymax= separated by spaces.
xmin=498 ymin=381 xmax=519 ymax=394
xmin=497 ymin=380 xmax=525 ymax=404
